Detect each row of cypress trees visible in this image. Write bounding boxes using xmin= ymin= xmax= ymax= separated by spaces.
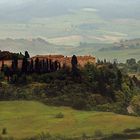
xmin=23 ymin=57 xmax=61 ymax=74
xmin=1 ymin=51 xmax=63 ymax=79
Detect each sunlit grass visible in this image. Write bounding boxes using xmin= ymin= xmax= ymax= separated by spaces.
xmin=0 ymin=101 xmax=140 ymax=138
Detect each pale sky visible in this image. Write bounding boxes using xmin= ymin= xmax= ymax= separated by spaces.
xmin=0 ymin=0 xmax=139 ymax=39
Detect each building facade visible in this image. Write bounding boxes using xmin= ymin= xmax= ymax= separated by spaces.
xmin=0 ymin=55 xmax=96 ymax=70
xmin=32 ymin=55 xmax=96 ymax=68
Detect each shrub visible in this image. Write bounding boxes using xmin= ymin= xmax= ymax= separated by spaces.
xmin=0 ymin=72 xmax=4 ymax=81
xmin=39 ymin=132 xmax=52 ymax=140
xmin=87 ymin=94 xmax=108 ymax=106
xmin=72 ymin=98 xmax=87 ymax=110
xmin=124 ymin=128 xmax=140 ymax=133
xmin=55 ymin=112 xmax=64 ymax=118
xmin=94 ymin=130 xmax=103 ymax=138
xmin=2 ymin=128 xmax=7 ymax=135
xmin=82 ymin=133 xmax=88 ymax=140
xmin=96 ymin=103 xmax=113 ymax=112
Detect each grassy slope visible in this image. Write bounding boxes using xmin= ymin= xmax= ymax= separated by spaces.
xmin=0 ymin=101 xmax=140 ymax=139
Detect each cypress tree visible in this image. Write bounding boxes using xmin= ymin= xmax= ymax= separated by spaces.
xmin=42 ymin=59 xmax=45 ymax=73
xmin=11 ymin=54 xmax=18 ymax=74
xmin=54 ymin=61 xmax=58 ymax=71
xmin=49 ymin=59 xmax=52 ymax=72
xmin=35 ymin=57 xmax=39 ymax=73
xmin=71 ymin=55 xmax=79 ymax=77
xmin=46 ymin=59 xmax=49 ymax=73
xmin=30 ymin=59 xmax=34 ymax=73
xmin=1 ymin=60 xmax=4 ymax=72
xmin=25 ymin=51 xmax=30 ymax=59
xmin=21 ymin=57 xmax=28 ymax=74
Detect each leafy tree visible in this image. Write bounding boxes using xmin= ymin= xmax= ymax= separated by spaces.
xmin=126 ymin=58 xmax=136 ymax=66
xmin=2 ymin=65 xmax=11 ymax=81
xmin=131 ymin=95 xmax=140 ymax=115
xmin=116 ymin=69 xmax=122 ymax=89
xmin=83 ymin=62 xmax=97 ymax=82
xmin=10 ymin=74 xmax=18 ymax=84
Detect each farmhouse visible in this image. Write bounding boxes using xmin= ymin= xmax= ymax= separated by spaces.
xmin=0 ymin=54 xmax=96 ymax=70
xmin=32 ymin=55 xmax=96 ymax=67
xmin=0 ymin=59 xmax=23 ymax=70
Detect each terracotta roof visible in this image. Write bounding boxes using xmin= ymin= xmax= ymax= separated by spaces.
xmin=32 ymin=55 xmax=64 ymax=59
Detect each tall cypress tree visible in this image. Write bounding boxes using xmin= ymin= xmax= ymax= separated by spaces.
xmin=21 ymin=57 xmax=28 ymax=74
xmin=11 ymin=54 xmax=18 ymax=74
xmin=39 ymin=60 xmax=43 ymax=73
xmin=21 ymin=51 xmax=30 ymax=74
xmin=25 ymin=51 xmax=30 ymax=59
xmin=46 ymin=59 xmax=49 ymax=72
xmin=71 ymin=55 xmax=79 ymax=77
xmin=1 ymin=60 xmax=4 ymax=72
xmin=54 ymin=61 xmax=58 ymax=71
xmin=49 ymin=59 xmax=52 ymax=72
xmin=42 ymin=59 xmax=45 ymax=73
xmin=35 ymin=57 xmax=39 ymax=73
xmin=30 ymin=59 xmax=34 ymax=73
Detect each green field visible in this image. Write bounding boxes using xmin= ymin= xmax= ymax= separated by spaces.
xmin=0 ymin=101 xmax=140 ymax=139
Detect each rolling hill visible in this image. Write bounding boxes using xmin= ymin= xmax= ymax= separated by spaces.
xmin=0 ymin=38 xmax=139 ymax=62
xmin=0 ymin=101 xmax=140 ymax=139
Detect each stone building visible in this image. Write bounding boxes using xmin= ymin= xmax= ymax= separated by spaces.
xmin=0 ymin=55 xmax=96 ymax=70
xmin=0 ymin=60 xmax=23 ymax=70
xmin=32 ymin=55 xmax=96 ymax=68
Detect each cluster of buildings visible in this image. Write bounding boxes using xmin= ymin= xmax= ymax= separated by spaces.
xmin=0 ymin=54 xmax=96 ymax=70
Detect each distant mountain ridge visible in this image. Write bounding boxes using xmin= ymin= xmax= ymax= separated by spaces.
xmin=0 ymin=38 xmax=74 ymax=56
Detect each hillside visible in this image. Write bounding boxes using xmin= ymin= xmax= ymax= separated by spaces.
xmin=0 ymin=38 xmax=113 ymax=57
xmin=0 ymin=101 xmax=140 ymax=139
xmin=0 ymin=37 xmax=140 ymax=62
xmin=96 ymin=39 xmax=140 ymax=62
xmin=100 ymin=38 xmax=140 ymax=51
xmin=0 ymin=38 xmax=75 ymax=56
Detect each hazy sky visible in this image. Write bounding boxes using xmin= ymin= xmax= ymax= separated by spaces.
xmin=0 ymin=0 xmax=140 ymax=22
xmin=0 ymin=0 xmax=140 ymax=40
